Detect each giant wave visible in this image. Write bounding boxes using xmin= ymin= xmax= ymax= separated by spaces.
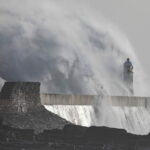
xmin=0 ymin=0 xmax=150 ymax=135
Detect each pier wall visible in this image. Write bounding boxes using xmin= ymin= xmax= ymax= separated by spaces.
xmin=0 ymin=82 xmax=149 ymax=112
xmin=41 ymin=94 xmax=150 ymax=107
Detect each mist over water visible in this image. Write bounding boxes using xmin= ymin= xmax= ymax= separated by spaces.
xmin=0 ymin=0 xmax=150 ymax=135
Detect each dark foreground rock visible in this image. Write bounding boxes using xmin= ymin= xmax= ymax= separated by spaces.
xmin=0 ymin=123 xmax=150 ymax=150
xmin=0 ymin=106 xmax=69 ymax=133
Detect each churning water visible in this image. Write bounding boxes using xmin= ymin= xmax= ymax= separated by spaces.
xmin=0 ymin=0 xmax=150 ymax=135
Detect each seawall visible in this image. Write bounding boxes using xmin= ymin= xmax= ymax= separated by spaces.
xmin=0 ymin=82 xmax=41 ymax=113
xmin=1 ymin=81 xmax=150 ymax=135
xmin=0 ymin=82 xmax=69 ymax=132
xmin=0 ymin=82 xmax=149 ymax=112
xmin=41 ymin=93 xmax=150 ymax=107
xmin=1 ymin=82 xmax=150 ymax=150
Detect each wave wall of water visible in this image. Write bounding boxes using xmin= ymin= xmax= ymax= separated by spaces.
xmin=0 ymin=0 xmax=150 ymax=135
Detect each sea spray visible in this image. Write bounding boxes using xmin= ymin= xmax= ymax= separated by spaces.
xmin=0 ymin=0 xmax=150 ymax=134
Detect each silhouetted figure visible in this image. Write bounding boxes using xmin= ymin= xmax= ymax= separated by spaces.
xmin=123 ymin=58 xmax=133 ymax=95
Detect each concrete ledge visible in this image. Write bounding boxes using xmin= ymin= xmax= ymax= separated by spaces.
xmin=41 ymin=94 xmax=150 ymax=107
xmin=41 ymin=94 xmax=99 ymax=105
xmin=110 ymin=96 xmax=149 ymax=107
xmin=0 ymin=82 xmax=149 ymax=108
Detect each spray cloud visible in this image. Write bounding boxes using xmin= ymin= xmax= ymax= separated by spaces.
xmin=0 ymin=0 xmax=150 ymax=135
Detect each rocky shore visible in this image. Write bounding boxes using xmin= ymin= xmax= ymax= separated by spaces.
xmin=0 ymin=122 xmax=150 ymax=150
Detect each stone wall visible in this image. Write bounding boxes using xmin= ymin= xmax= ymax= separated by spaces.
xmin=0 ymin=82 xmax=41 ymax=113
xmin=0 ymin=82 xmax=149 ymax=114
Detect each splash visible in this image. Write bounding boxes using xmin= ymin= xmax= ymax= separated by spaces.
xmin=0 ymin=0 xmax=150 ymax=135
xmin=0 ymin=78 xmax=5 ymax=89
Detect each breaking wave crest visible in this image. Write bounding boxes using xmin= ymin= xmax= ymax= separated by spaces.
xmin=0 ymin=0 xmax=150 ymax=135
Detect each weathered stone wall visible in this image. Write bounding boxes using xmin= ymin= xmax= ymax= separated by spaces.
xmin=0 ymin=82 xmax=41 ymax=113
xmin=0 ymin=82 xmax=149 ymax=113
xmin=0 ymin=82 xmax=69 ymax=132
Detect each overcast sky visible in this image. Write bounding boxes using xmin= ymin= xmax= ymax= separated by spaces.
xmin=56 ymin=0 xmax=150 ymax=76
xmin=83 ymin=0 xmax=150 ymax=76
xmin=0 ymin=0 xmax=149 ymax=80
xmin=1 ymin=0 xmax=149 ymax=73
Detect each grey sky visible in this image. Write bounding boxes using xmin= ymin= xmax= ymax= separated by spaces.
xmin=0 ymin=0 xmax=149 ymax=95
xmin=59 ymin=0 xmax=150 ymax=76
xmin=84 ymin=0 xmax=150 ymax=76
xmin=1 ymin=0 xmax=149 ymax=74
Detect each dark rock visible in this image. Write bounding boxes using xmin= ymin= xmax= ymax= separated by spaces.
xmin=0 ymin=124 xmax=149 ymax=150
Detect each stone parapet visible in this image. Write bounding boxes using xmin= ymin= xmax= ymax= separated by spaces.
xmin=0 ymin=82 xmax=41 ymax=113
